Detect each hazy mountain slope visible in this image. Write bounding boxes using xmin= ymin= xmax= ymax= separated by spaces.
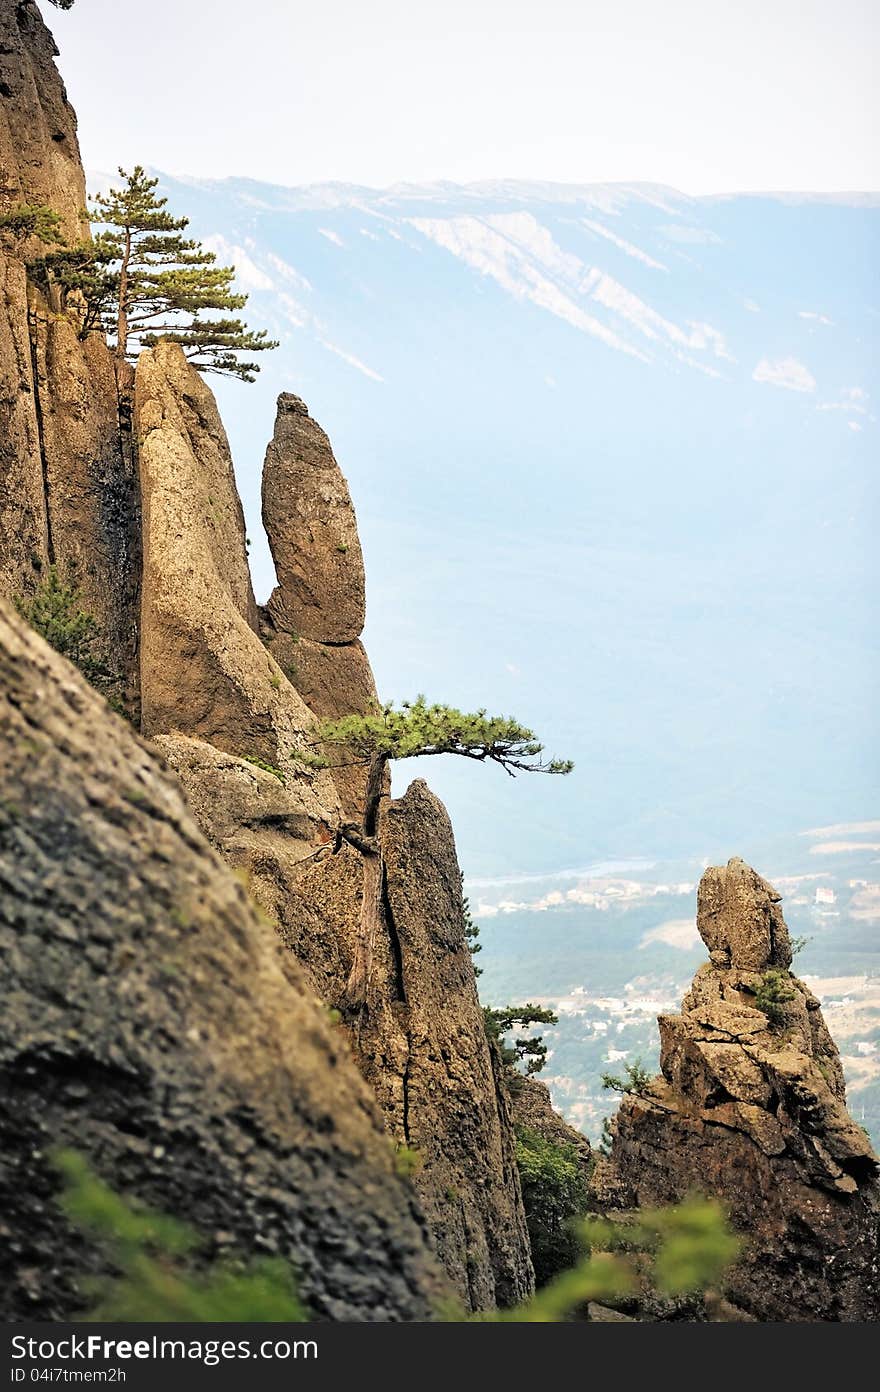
xmin=134 ymin=174 xmax=878 ymax=882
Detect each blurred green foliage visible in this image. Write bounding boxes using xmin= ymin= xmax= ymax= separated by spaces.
xmin=54 ymin=1150 xmax=306 ymax=1322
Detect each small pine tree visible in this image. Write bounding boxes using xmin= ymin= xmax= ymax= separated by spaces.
xmin=27 ymin=169 xmax=277 ymax=376
xmin=314 ymin=697 xmax=572 ymax=1009
xmin=601 ymin=1057 xmax=653 ymax=1097
xmin=461 ymin=873 xmax=482 ymax=976
xmin=484 ymin=1003 xmax=559 ymax=1078
xmin=0 ymin=203 xmax=64 ymax=247
xmin=15 ymin=566 xmax=119 ymax=702
xmin=28 ymin=240 xmax=118 ymax=338
xmin=71 ymin=166 xmax=278 ymax=380
xmin=753 ymin=969 xmax=797 ymax=1026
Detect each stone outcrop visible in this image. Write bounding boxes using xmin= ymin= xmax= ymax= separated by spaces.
xmin=0 ymin=1 xmax=87 ymax=240
xmin=135 ymin=342 xmax=339 ymax=835
xmin=0 ymin=0 xmax=140 ymax=710
xmin=262 ymin=393 xmax=366 ymax=643
xmin=0 ymin=601 xmax=447 ymax=1321
xmin=260 ymin=393 xmax=379 ymax=817
xmin=292 ymin=780 xmax=535 ymax=1310
xmin=512 ymin=1075 xmax=593 ymax=1175
xmin=599 ymin=857 xmax=880 ymax=1322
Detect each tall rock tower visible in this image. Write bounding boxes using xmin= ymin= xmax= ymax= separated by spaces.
xmin=599 ymin=858 xmax=880 ymax=1321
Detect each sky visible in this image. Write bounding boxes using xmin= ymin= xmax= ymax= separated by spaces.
xmin=48 ymin=0 xmax=879 ymax=194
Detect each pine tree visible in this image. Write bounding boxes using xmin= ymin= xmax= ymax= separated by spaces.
xmin=87 ymin=166 xmax=277 ymax=381
xmin=312 ymin=697 xmax=572 ymax=1009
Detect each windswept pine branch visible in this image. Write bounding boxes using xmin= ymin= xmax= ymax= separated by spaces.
xmin=314 ymin=696 xmax=572 ymax=1011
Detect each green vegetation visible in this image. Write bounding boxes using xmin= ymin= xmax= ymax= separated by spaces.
xmin=515 ymin=1126 xmax=590 ymax=1285
xmin=31 ymin=167 xmax=277 ymax=380
xmin=0 ymin=203 xmax=64 ymax=246
xmin=318 ymin=696 xmax=573 ymax=776
xmin=484 ymin=1003 xmax=559 ymax=1078
xmin=15 ymin=566 xmax=120 ymax=705
xmin=243 ymin=754 xmax=286 ymax=785
xmin=461 ymin=874 xmax=482 ymax=976
xmin=54 ymin=1153 xmax=736 ymax=1324
xmin=393 ymin=1143 xmax=423 ymax=1179
xmin=54 ymin=1150 xmax=306 ymax=1321
xmin=316 ymin=697 xmax=572 ymax=1009
xmin=601 ymin=1057 xmax=653 ymax=1097
xmin=753 ymin=969 xmax=797 ymax=1025
xmin=499 ymin=1197 xmax=740 ymax=1321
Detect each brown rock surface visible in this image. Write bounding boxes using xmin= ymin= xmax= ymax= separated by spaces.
xmin=598 ymin=857 xmax=880 ymax=1321
xmin=136 ymin=342 xmax=338 ymax=823
xmin=0 ymin=1 xmax=139 ymax=710
xmin=0 ymin=601 xmax=447 ymax=1321
xmin=697 ymin=855 xmax=792 ymax=969
xmin=291 ymin=779 xmax=535 ymax=1311
xmin=261 ymin=625 xmax=379 ymax=817
xmin=511 ymin=1075 xmax=593 ymax=1174
xmin=260 ymin=393 xmax=379 ymax=816
xmin=0 ymin=1 xmax=88 ymax=241
xmin=262 ymin=393 xmax=366 ymax=643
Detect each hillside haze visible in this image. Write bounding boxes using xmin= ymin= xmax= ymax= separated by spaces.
xmin=120 ymin=174 xmax=874 ymax=874
xmin=138 ymin=174 xmax=878 ymax=884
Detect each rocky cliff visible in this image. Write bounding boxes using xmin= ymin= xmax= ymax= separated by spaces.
xmin=0 ymin=600 xmax=446 ymax=1321
xmin=138 ymin=348 xmax=534 ymax=1309
xmin=0 ymin=0 xmax=534 ymax=1314
xmin=0 ymin=0 xmax=140 ymax=711
xmin=597 ymin=858 xmax=880 ymax=1321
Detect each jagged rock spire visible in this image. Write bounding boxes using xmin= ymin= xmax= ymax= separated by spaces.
xmin=595 ymin=857 xmax=880 ymax=1322
xmin=697 ymin=855 xmax=792 ymax=969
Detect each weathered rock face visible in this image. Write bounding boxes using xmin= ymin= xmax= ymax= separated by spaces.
xmin=292 ymin=780 xmax=535 ymax=1311
xmin=0 ymin=0 xmax=140 ymax=710
xmin=512 ymin=1076 xmax=593 ymax=1175
xmin=132 ymin=366 xmax=534 ymax=1309
xmin=260 ymin=393 xmax=379 ymax=817
xmin=599 ymin=857 xmax=880 ymax=1322
xmin=0 ymin=0 xmax=87 ymax=240
xmin=0 ymin=602 xmax=447 ymax=1321
xmin=262 ymin=393 xmax=366 ymax=643
xmin=697 ymin=856 xmax=792 ymax=969
xmin=135 ymin=342 xmax=338 ymax=834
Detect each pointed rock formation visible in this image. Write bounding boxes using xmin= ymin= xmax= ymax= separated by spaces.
xmin=293 ymin=780 xmax=535 ymax=1310
xmin=599 ymin=857 xmax=880 ymax=1322
xmin=0 ymin=600 xmax=448 ymax=1321
xmin=263 ymin=392 xmax=366 ymax=643
xmin=135 ymin=342 xmax=339 ymax=842
xmin=260 ymin=393 xmax=379 ymax=817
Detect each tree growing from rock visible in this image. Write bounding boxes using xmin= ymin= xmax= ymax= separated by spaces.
xmin=33 ymin=167 xmax=277 ymax=380
xmin=315 ymin=697 xmax=573 ymax=1009
xmin=91 ymin=167 xmax=277 ymax=379
xmin=15 ymin=566 xmax=120 ymax=704
xmin=484 ymin=1003 xmax=560 ymax=1079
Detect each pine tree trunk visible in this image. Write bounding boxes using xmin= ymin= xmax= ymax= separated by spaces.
xmin=116 ymin=229 xmax=130 ymax=363
xmin=343 ymin=753 xmax=388 ymax=1009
